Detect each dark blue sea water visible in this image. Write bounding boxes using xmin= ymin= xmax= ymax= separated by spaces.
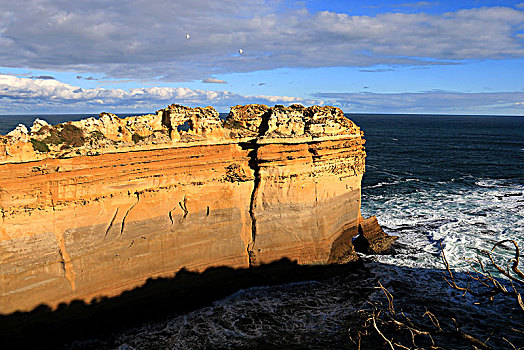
xmin=1 ymin=113 xmax=523 ymax=349
xmin=352 ymin=114 xmax=524 ymax=270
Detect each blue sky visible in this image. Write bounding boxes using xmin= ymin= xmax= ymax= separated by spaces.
xmin=0 ymin=0 xmax=523 ymax=115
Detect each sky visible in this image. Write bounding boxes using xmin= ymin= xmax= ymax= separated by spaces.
xmin=0 ymin=0 xmax=523 ymax=115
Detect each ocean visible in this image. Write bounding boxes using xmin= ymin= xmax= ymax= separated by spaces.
xmin=1 ymin=113 xmax=523 ymax=349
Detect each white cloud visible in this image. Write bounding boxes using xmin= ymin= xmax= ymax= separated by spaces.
xmin=314 ymin=91 xmax=524 ymax=114
xmin=0 ymin=74 xmax=305 ymax=113
xmin=367 ymin=1 xmax=438 ymax=9
xmin=1 ymin=75 xmax=523 ymax=115
xmin=202 ymin=77 xmax=228 ymax=84
xmin=396 ymin=1 xmax=438 ymax=8
xmin=0 ymin=1 xmax=522 ymax=81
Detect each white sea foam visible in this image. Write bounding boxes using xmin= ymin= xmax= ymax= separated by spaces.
xmin=474 ymin=179 xmax=508 ymax=188
xmin=363 ymin=180 xmax=401 ymax=189
xmin=109 ymin=274 xmax=374 ymax=349
xmin=361 ymin=177 xmax=524 ymax=272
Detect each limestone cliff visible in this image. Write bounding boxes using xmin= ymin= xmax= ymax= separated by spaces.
xmin=0 ymin=104 xmax=386 ymax=315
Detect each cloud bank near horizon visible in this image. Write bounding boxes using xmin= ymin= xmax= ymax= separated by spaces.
xmin=0 ymin=74 xmax=306 ymax=113
xmin=1 ymin=75 xmax=523 ymax=115
xmin=315 ymin=91 xmax=524 ymax=114
xmin=0 ymin=1 xmax=523 ymax=82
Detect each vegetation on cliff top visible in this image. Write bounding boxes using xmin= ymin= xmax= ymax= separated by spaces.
xmin=132 ymin=132 xmax=147 ymax=144
xmin=29 ymin=138 xmax=49 ymax=153
xmin=29 ymin=123 xmax=86 ymax=153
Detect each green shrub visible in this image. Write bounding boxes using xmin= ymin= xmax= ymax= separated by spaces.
xmin=30 ymin=138 xmax=50 ymax=153
xmin=35 ymin=125 xmax=51 ymax=135
xmin=89 ymin=131 xmax=105 ymax=140
xmin=42 ymin=124 xmax=85 ymax=147
xmin=59 ymin=124 xmax=85 ymax=147
xmin=224 ymin=119 xmax=244 ymax=129
xmin=43 ymin=127 xmax=62 ymax=145
xmin=132 ymin=133 xmax=146 ymax=144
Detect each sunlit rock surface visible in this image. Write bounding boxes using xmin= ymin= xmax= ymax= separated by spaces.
xmin=0 ymin=104 xmax=378 ymax=314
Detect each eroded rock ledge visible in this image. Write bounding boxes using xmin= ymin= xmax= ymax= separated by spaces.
xmin=0 ymin=104 xmax=392 ymax=314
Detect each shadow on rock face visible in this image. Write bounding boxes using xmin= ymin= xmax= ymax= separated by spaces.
xmin=3 ymin=255 xmax=521 ymax=350
xmin=0 ymin=258 xmax=365 ymax=349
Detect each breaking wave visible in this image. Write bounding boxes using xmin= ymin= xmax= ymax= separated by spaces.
xmin=361 ymin=176 xmax=524 ymax=272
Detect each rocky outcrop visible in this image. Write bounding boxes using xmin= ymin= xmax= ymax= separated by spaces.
xmin=161 ymin=104 xmax=225 ymax=141
xmin=225 ymin=104 xmax=270 ymax=136
xmin=0 ymin=103 xmax=388 ymax=315
xmin=353 ymin=216 xmax=398 ymax=254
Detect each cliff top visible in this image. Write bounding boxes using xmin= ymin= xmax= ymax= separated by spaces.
xmin=0 ymin=104 xmax=362 ymax=164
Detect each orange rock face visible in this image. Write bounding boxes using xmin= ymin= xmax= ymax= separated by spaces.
xmin=0 ymin=104 xmax=367 ymax=314
xmin=353 ymin=216 xmax=398 ymax=254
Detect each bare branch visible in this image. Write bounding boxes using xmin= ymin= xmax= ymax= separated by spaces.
xmin=423 ymin=310 xmax=442 ymax=332
xmin=487 ymin=240 xmax=524 ymax=285
xmin=372 ymin=314 xmax=395 ymax=350
xmin=502 ymin=337 xmax=517 ymax=350
xmin=378 ymin=281 xmax=395 ymax=315
xmin=452 ymin=318 xmax=493 ymax=350
xmin=354 ymin=240 xmax=522 ymax=349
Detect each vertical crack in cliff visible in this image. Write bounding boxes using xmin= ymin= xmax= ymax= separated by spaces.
xmin=168 ymin=206 xmax=176 ymax=225
xmin=247 ymin=143 xmax=260 ymax=267
xmin=105 ymin=208 xmax=119 ymax=237
xmin=178 ymin=195 xmax=188 ymax=220
xmin=49 ymin=188 xmax=56 ymax=211
xmin=167 ymin=195 xmax=188 ymax=226
xmin=245 ymin=110 xmax=270 ymax=267
xmin=308 ymin=142 xmax=322 ymax=239
xmin=121 ymin=191 xmax=140 ymax=236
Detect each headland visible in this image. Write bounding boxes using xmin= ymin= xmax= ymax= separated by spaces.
xmin=0 ymin=104 xmax=395 ymax=315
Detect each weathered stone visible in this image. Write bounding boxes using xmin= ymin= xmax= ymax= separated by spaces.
xmin=353 ymin=216 xmax=398 ymax=254
xmin=0 ymin=103 xmax=377 ymax=314
xmin=226 ymin=104 xmax=270 ymax=135
xmin=159 ymin=104 xmax=224 ymax=141
xmin=265 ymin=104 xmax=307 ymax=137
xmin=29 ymin=118 xmax=50 ymax=134
xmin=6 ymin=124 xmax=28 ymax=140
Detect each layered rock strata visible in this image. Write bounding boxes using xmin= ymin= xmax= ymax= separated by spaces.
xmin=0 ymin=103 xmax=379 ymax=315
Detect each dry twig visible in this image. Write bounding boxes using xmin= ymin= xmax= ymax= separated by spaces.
xmin=350 ymin=240 xmax=523 ymax=349
xmin=440 ymin=240 xmax=524 ymax=312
